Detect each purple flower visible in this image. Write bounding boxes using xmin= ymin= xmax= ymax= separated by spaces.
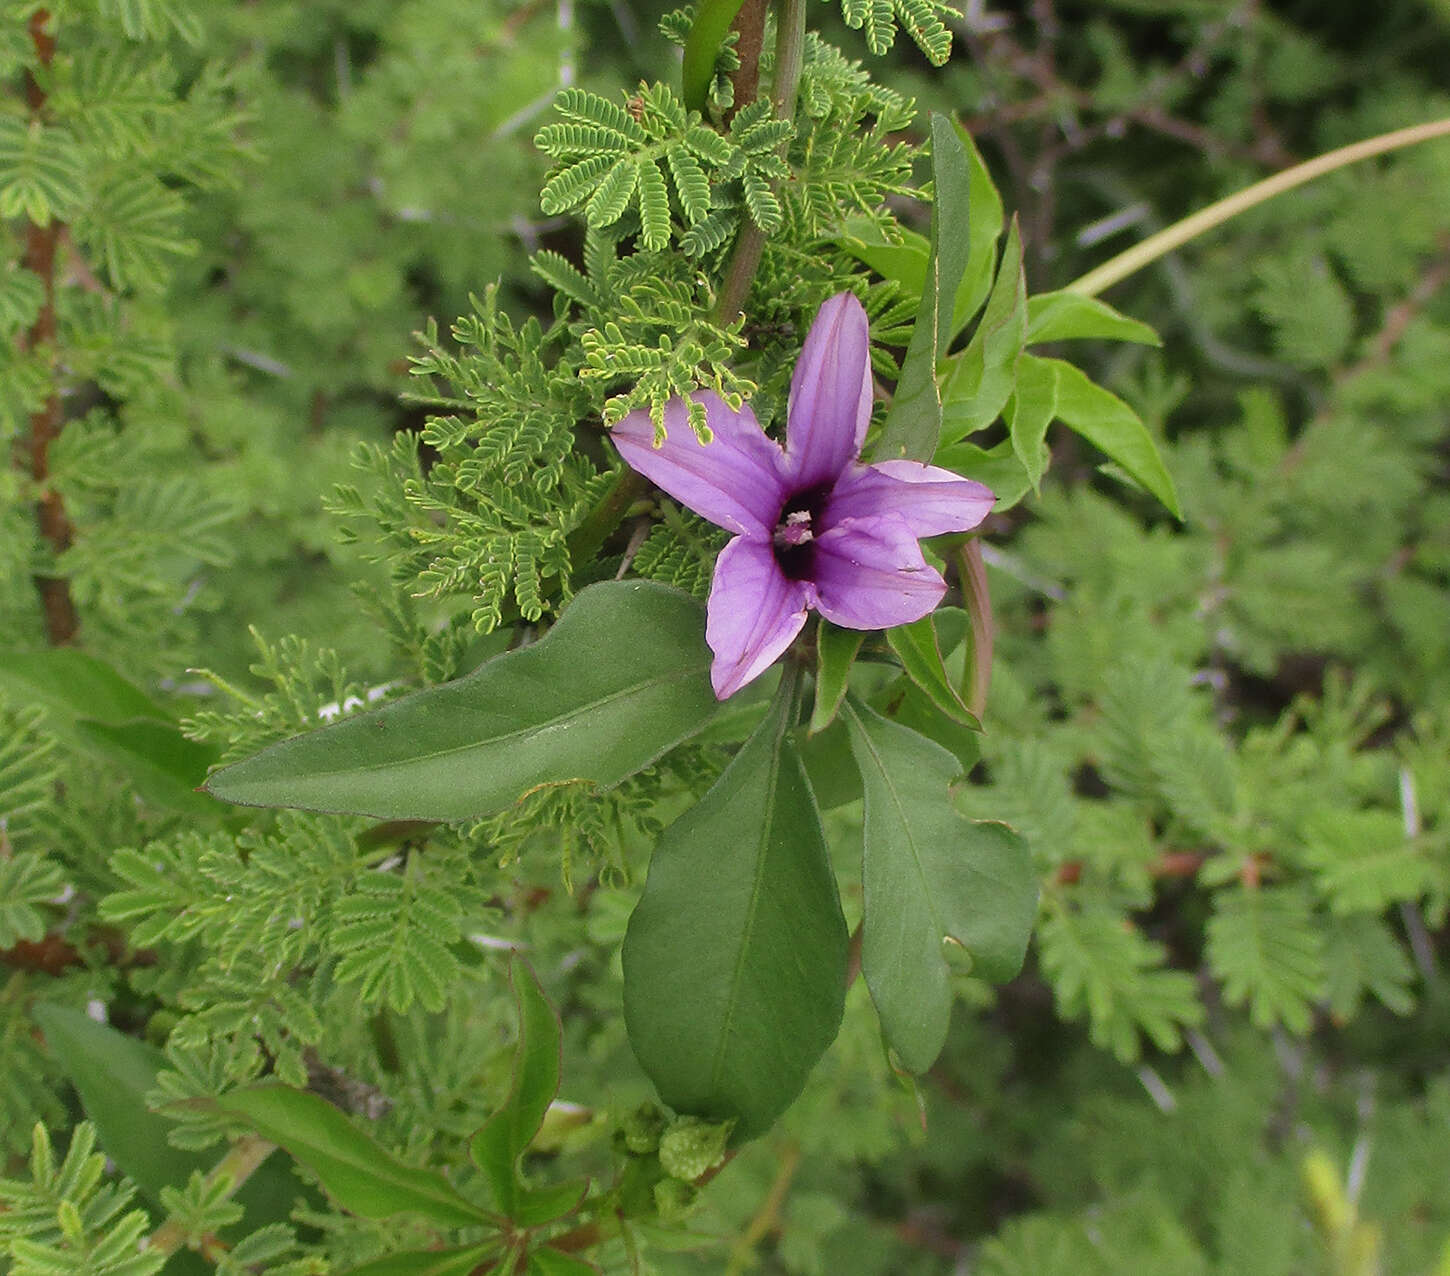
xmin=612 ymin=293 xmax=995 ymax=699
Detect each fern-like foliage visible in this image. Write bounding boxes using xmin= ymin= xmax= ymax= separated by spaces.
xmin=535 ymin=84 xmax=790 ymax=249
xmin=0 ymin=1124 xmax=162 ymax=1276
xmin=1037 ymin=898 xmax=1204 ymax=1062
xmin=837 ymin=0 xmax=957 ymax=65
xmin=631 ymin=507 xmax=727 ymax=599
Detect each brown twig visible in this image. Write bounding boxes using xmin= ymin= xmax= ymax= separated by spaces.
xmin=725 ymin=0 xmax=766 ymax=124
xmin=15 ymin=8 xmax=79 ymax=646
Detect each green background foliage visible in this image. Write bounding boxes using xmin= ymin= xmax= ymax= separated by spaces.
xmin=3 ymin=0 xmax=1450 ymax=1271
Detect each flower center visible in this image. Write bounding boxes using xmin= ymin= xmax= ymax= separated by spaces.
xmin=772 ymin=484 xmax=831 ymax=580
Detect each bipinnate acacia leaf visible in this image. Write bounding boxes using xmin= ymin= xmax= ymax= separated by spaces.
xmin=842 ymin=700 xmax=1037 ymax=1073
xmin=204 ymin=582 xmax=718 ymax=821
xmin=216 ymin=1085 xmax=495 ymax=1227
xmin=623 ymin=680 xmax=848 ymax=1140
xmin=470 ymin=959 xmax=587 ymax=1224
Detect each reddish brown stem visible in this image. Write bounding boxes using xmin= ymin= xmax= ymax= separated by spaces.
xmin=725 ymin=0 xmax=766 ymax=124
xmin=16 ymin=8 xmax=79 ymax=645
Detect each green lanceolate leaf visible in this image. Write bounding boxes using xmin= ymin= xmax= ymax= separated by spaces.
xmin=1040 ymin=358 xmax=1182 ymax=518
xmin=75 ymin=718 xmax=220 ymax=816
xmin=810 ymin=621 xmax=865 ymax=735
xmin=33 ymin=1004 xmax=215 ymax=1208
xmin=216 ymin=1085 xmax=496 ymax=1227
xmin=623 ymin=672 xmax=848 ymax=1140
xmin=1007 ymin=352 xmax=1059 ymax=493
xmin=470 ymin=959 xmax=586 ymax=1224
xmin=940 ymin=217 xmax=1028 ymax=446
xmin=681 ymin=0 xmax=747 ymax=113
xmin=877 ymin=113 xmax=973 ymax=462
xmin=528 ymin=1247 xmax=599 ymax=1275
xmin=842 ymin=700 xmax=1037 ymax=1073
xmin=933 ymin=438 xmax=1033 ymax=510
xmin=885 ymin=614 xmax=980 ymax=730
xmin=341 ymin=1246 xmax=501 ymax=1276
xmin=204 ymin=582 xmax=719 ymax=821
xmin=1025 ymin=291 xmax=1161 ymax=347
xmin=0 ymin=649 xmax=217 ymax=814
xmin=951 ymin=123 xmax=1005 ymax=334
xmin=0 ymin=649 xmax=172 ymax=724
xmin=33 ymin=1004 xmax=301 ymax=1233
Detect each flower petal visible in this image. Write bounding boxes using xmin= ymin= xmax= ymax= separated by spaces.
xmin=810 ymin=515 xmax=947 ymax=631
xmin=706 ymin=536 xmax=811 ymax=698
xmin=823 ymin=461 xmax=995 ymax=538
xmin=612 ymin=391 xmax=788 ymax=536
xmin=785 ymin=292 xmax=873 ymax=490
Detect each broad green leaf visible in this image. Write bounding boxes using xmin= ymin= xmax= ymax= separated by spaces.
xmin=0 ymin=650 xmax=218 ymax=814
xmin=204 ymin=582 xmax=719 ymax=821
xmin=33 ymin=1004 xmax=214 ymax=1208
xmin=951 ymin=123 xmax=1006 ymax=334
xmin=876 ymin=680 xmax=982 ymax=775
xmin=933 ymin=439 xmax=1033 ymax=510
xmin=1040 ymin=359 xmax=1182 ymax=518
xmin=810 ymin=622 xmax=865 ymax=735
xmin=528 ymin=1246 xmax=599 ymax=1275
xmin=1007 ymin=353 xmax=1059 ymax=492
xmin=837 ymin=218 xmax=929 ymax=299
xmin=623 ymin=679 xmax=848 ymax=1140
xmin=1025 ymin=291 xmax=1161 ymax=346
xmin=33 ymin=1003 xmax=302 ymax=1237
xmin=940 ymin=218 xmax=1027 ymax=445
xmin=470 ymin=959 xmax=580 ymax=1220
xmin=512 ymin=1180 xmax=590 ymax=1228
xmin=341 ymin=1247 xmax=500 ymax=1276
xmin=0 ymin=649 xmax=173 ymax=724
xmin=885 ymin=615 xmax=979 ymax=730
xmin=799 ymin=717 xmax=863 ymax=811
xmin=842 ymin=700 xmax=1036 ymax=1072
xmin=681 ymin=0 xmax=746 ymax=112
xmin=75 ymin=717 xmax=219 ymax=816
xmin=877 ymin=114 xmax=973 ymax=462
xmin=841 ymin=124 xmax=1000 ymax=337
xmin=217 ymin=1085 xmax=495 ymax=1227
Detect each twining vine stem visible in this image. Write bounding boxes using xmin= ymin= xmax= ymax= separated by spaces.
xmin=1066 ymin=116 xmax=1450 ymax=298
xmin=16 ymin=7 xmax=80 ymax=645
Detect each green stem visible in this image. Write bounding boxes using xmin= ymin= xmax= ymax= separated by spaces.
xmin=145 ymin=1135 xmax=276 ymax=1259
xmin=957 ymin=539 xmax=993 ymax=720
xmin=565 ymin=468 xmax=649 ymax=566
xmin=713 ymin=0 xmax=807 ymax=325
xmin=1065 ymin=117 xmax=1450 ymax=298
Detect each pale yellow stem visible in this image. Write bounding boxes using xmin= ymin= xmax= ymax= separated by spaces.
xmin=1066 ymin=117 xmax=1450 ymax=298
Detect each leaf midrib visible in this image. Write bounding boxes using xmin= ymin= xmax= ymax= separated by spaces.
xmin=845 ymin=702 xmax=949 ymax=948
xmin=707 ymin=697 xmax=789 ymax=1093
xmin=222 ymin=659 xmax=709 ymax=786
